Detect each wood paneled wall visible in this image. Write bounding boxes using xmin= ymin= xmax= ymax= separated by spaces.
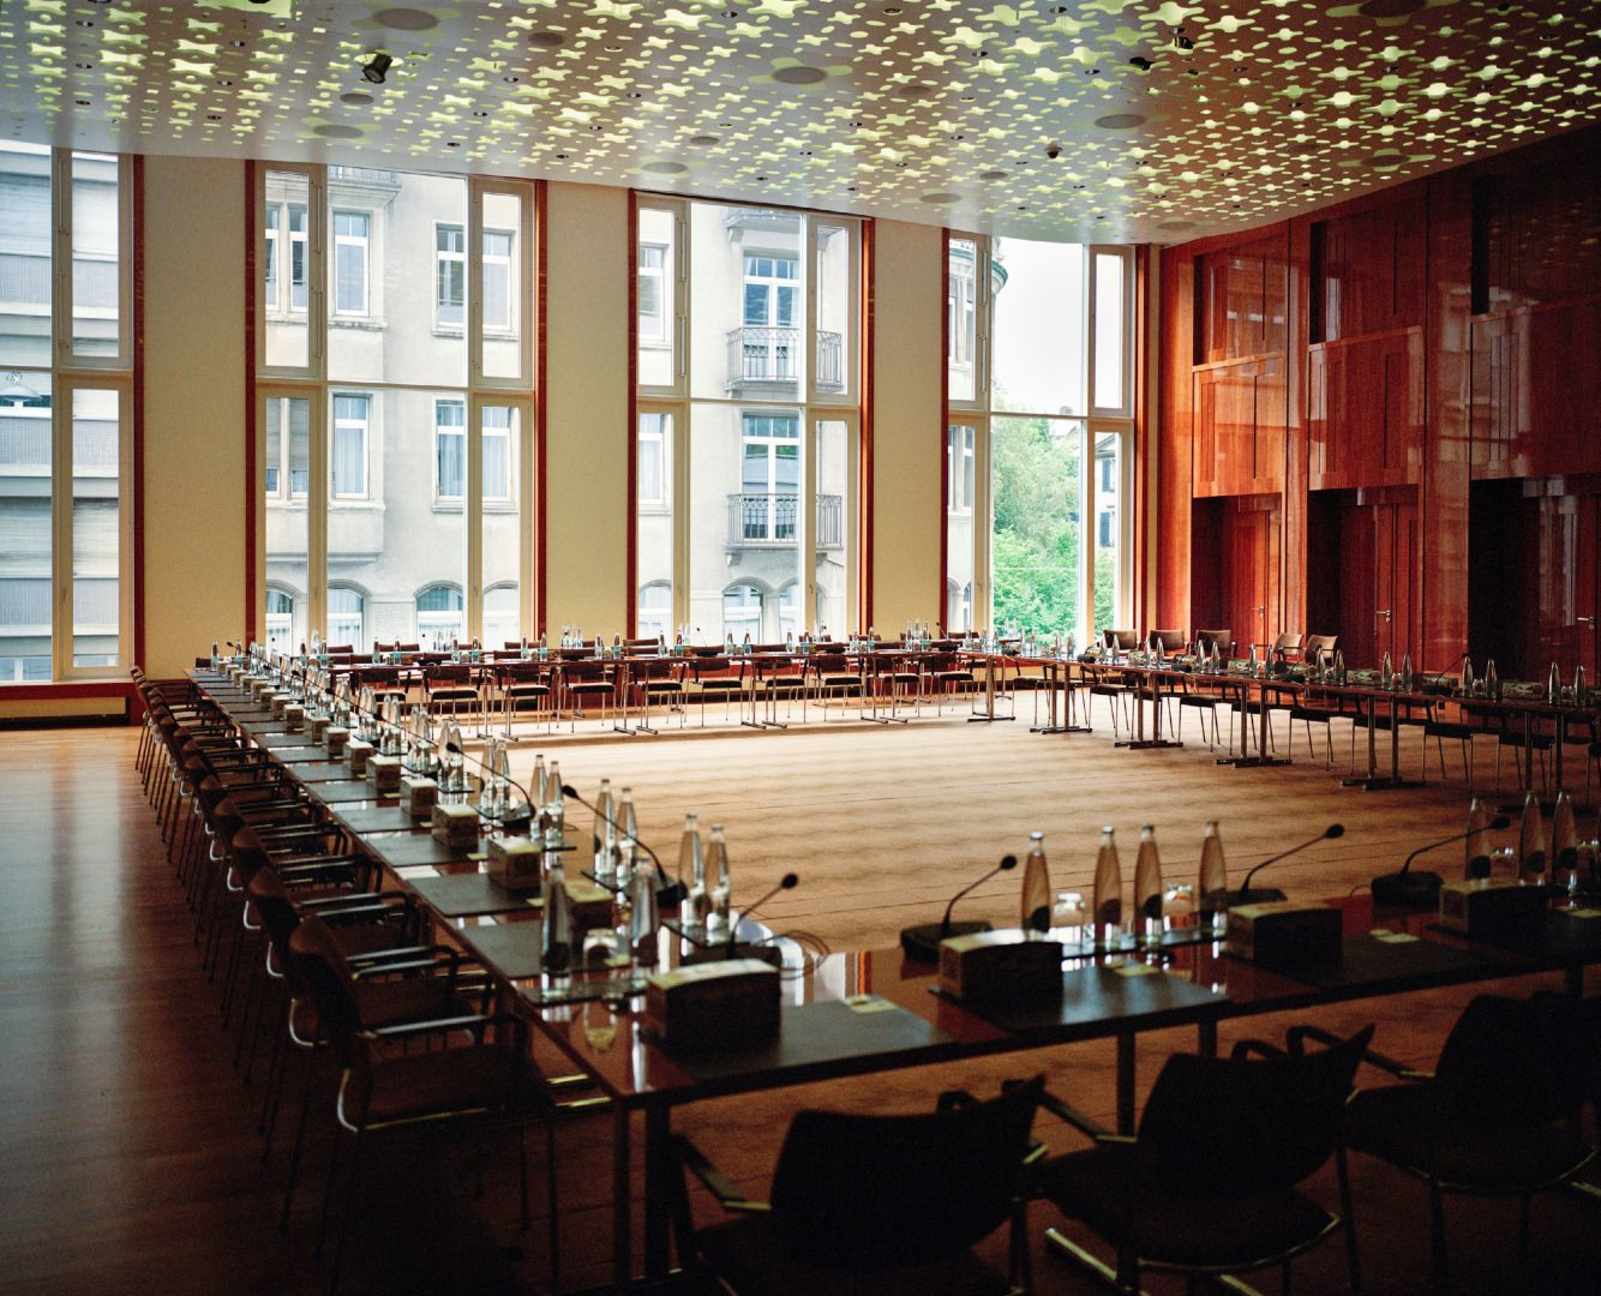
xmin=1157 ymin=125 xmax=1601 ymax=675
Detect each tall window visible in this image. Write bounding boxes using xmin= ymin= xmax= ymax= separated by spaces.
xmin=635 ymin=198 xmax=860 ymax=642
xmin=944 ymin=234 xmax=1133 ymax=639
xmin=256 ymin=166 xmax=537 ymax=648
xmin=0 ymin=142 xmax=133 ymax=683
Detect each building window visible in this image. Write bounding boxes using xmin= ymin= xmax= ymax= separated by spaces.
xmin=483 ymin=583 xmax=519 ymax=648
xmin=415 ymin=582 xmax=464 ymax=648
xmin=743 ymin=254 xmax=797 ymax=327
xmin=637 ymin=580 xmax=671 ymax=641
xmin=331 ymin=393 xmax=369 ymax=498
xmin=265 ymin=586 xmax=295 ymax=651
xmin=435 ymin=398 xmax=464 ymax=500
xmin=265 ymin=395 xmax=309 ymax=499
xmin=328 ymin=585 xmax=365 ymax=650
xmin=740 ymin=412 xmax=800 ymax=541
xmin=947 ymin=424 xmax=975 ymax=513
xmin=638 ymin=242 xmax=667 ymax=345
xmin=483 ymin=229 xmax=513 ymax=333
xmin=777 ymin=582 xmax=801 ymax=640
xmin=263 ymin=201 xmax=308 ymax=315
xmin=722 ymin=583 xmax=763 ymax=641
xmin=436 ymin=223 xmax=464 ymax=327
xmin=638 ymin=412 xmax=667 ymax=508
xmin=332 ymin=210 xmax=369 ymax=316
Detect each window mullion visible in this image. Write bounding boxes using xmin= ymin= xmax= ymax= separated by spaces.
xmin=466 ymin=396 xmax=484 ymax=645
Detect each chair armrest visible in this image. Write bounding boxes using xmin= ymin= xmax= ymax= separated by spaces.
xmin=1231 ymin=1038 xmax=1287 ymax=1062
xmin=362 ymin=1011 xmax=512 ymax=1041
xmin=350 ymin=945 xmax=470 ymax=980
xmin=1289 ymin=1024 xmax=1430 ymax=1079
xmin=1036 ymin=1087 xmax=1114 ymax=1142
xmin=673 ymin=1135 xmax=772 ymax=1213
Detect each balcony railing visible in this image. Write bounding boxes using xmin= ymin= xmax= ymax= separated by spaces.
xmin=727 ymin=492 xmax=843 ymax=548
xmin=725 ymin=326 xmax=844 ymax=391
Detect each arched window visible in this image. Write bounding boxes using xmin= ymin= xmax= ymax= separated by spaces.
xmin=777 ymin=581 xmax=801 ymax=640
xmin=637 ymin=581 xmax=672 ymax=642
xmin=415 ymin=582 xmax=464 ymax=648
xmin=722 ymin=583 xmax=763 ymax=642
xmin=266 ymin=587 xmax=295 ymax=652
xmin=328 ymin=586 xmax=365 ymax=649
xmin=483 ymin=583 xmax=519 ymax=648
xmin=946 ymin=577 xmax=974 ymax=633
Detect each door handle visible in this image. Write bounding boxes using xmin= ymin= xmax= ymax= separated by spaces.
xmin=1578 ymin=617 xmax=1595 ymax=628
xmin=1377 ymin=608 xmax=1392 ymax=622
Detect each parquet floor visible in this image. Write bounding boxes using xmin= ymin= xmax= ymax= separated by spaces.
xmin=3 ymin=706 xmax=1599 ymax=1295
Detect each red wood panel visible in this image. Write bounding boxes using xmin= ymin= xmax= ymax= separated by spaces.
xmin=1191 ymin=355 xmax=1285 ymax=496
xmin=1337 ymin=501 xmax=1378 ymax=668
xmin=1219 ymin=499 xmax=1280 ymax=654
xmin=1472 ymin=298 xmax=1601 ymax=479
xmin=1312 ymin=194 xmax=1426 ymax=342
xmin=1155 ymin=246 xmax=1194 ymax=633
xmin=1307 ymin=328 xmax=1423 ymax=490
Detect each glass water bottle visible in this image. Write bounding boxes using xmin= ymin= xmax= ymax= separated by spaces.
xmin=1134 ymin=824 xmax=1164 ymax=948
xmin=678 ymin=813 xmax=707 ymax=935
xmin=1092 ymin=826 xmax=1123 ymax=949
xmin=706 ymin=825 xmax=732 ymax=941
xmin=1198 ymin=820 xmax=1228 ymax=935
xmin=1020 ymin=832 xmax=1051 ymax=934
xmin=1465 ymin=797 xmax=1493 ymax=881
xmin=1518 ymin=791 xmax=1547 ymax=883
xmin=593 ymin=778 xmax=616 ymax=882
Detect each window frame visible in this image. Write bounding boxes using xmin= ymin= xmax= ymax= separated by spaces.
xmin=467 ymin=177 xmax=535 ymax=391
xmin=433 ymin=396 xmax=466 ymax=503
xmin=434 ymin=221 xmax=465 ymax=331
xmin=255 ymin=164 xmax=324 ymax=381
xmin=331 ymin=208 xmax=371 ymax=319
xmin=635 ymin=198 xmax=687 ymax=401
xmin=329 ymin=391 xmax=370 ymax=501
xmin=54 ymin=150 xmax=134 ymax=372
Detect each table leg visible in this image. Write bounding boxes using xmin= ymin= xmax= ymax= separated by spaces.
xmin=613 ymin=1102 xmax=632 ymax=1289
xmin=644 ymin=1102 xmax=672 ymax=1280
xmin=1197 ymin=1021 xmax=1218 ymax=1059
xmin=1116 ymin=1033 xmax=1136 ymax=1135
xmin=968 ymin=654 xmax=1014 ymax=723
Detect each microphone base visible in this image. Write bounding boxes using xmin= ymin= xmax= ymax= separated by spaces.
xmin=1222 ymin=886 xmax=1287 ymax=908
xmin=682 ymin=940 xmax=783 ymax=969
xmin=1371 ymin=870 xmax=1444 ymax=909
xmin=900 ymin=919 xmax=992 ymax=964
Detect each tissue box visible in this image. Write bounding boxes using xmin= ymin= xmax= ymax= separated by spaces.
xmin=325 ymin=726 xmax=348 ymax=758
xmin=270 ymin=693 xmax=291 ymax=718
xmin=1438 ymin=878 xmax=1549 ymax=939
xmin=645 ymin=960 xmax=780 ymax=1050
xmin=367 ymin=755 xmax=401 ymax=794
xmin=283 ymin=703 xmax=304 ymax=733
xmin=431 ymin=802 xmax=480 ymax=847
xmin=402 ymin=775 xmax=438 ymax=820
xmin=1224 ymin=901 xmax=1342 ymax=971
xmin=939 ymin=930 xmax=1063 ymax=1002
xmin=487 ymin=834 xmax=542 ymax=891
xmin=308 ymin=713 xmax=329 ymax=742
xmin=346 ymin=738 xmax=374 ymax=777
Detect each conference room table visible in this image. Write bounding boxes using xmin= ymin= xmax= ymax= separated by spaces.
xmin=189 ymin=667 xmax=1601 ymax=1288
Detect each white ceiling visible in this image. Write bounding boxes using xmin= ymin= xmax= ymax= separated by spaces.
xmin=1 ymin=0 xmax=1597 ymax=243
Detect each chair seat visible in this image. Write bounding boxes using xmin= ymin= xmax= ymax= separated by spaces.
xmin=568 ymin=682 xmax=614 ymax=694
xmin=505 ymin=683 xmax=549 ymax=698
xmin=643 ymin=681 xmax=684 ymax=695
xmin=1178 ymin=694 xmax=1221 ymax=708
xmin=1345 ymin=1083 xmax=1593 ymax=1191
xmin=695 ymin=1214 xmax=1011 ymax=1296
xmin=1425 ymin=721 xmax=1476 ymax=741
xmin=821 ymin=675 xmax=860 ymax=688
xmin=1042 ymin=1141 xmax=1336 ymax=1271
xmin=1290 ymin=706 xmax=1338 ymax=723
xmin=345 ymin=1043 xmax=521 ymax=1129
xmin=291 ymin=978 xmax=474 ymax=1042
xmin=1498 ymin=731 xmax=1555 ymax=750
xmin=429 ymin=688 xmax=478 ymax=703
xmin=699 ymin=679 xmax=743 ymax=692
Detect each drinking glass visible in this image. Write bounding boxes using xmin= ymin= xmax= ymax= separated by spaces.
xmin=1053 ymin=890 xmax=1088 ymax=947
xmin=581 ymin=926 xmax=626 ymax=970
xmin=582 ymin=999 xmax=619 ymax=1052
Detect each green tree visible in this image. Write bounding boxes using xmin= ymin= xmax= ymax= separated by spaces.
xmin=990 ymin=416 xmax=1080 ymax=634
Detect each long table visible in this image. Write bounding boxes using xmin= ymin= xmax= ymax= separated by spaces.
xmin=188 ymin=668 xmax=1601 ymax=1289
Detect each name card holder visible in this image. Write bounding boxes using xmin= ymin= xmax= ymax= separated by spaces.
xmin=402 ymin=775 xmax=438 ymax=820
xmin=431 ymin=802 xmax=480 ymax=848
xmin=308 ymin=713 xmax=329 ymax=743
xmin=283 ymin=703 xmax=304 ymax=733
xmin=486 ymin=835 xmax=542 ymax=892
xmin=325 ymin=726 xmax=349 ymax=759
xmin=346 ymin=738 xmax=374 ymax=777
xmin=1438 ymin=878 xmax=1549 ymax=939
xmin=1224 ymin=901 xmax=1343 ymax=971
xmin=368 ymin=754 xmax=401 ymax=795
xmin=645 ymin=959 xmax=780 ymax=1051
xmin=939 ymin=929 xmax=1063 ymax=1002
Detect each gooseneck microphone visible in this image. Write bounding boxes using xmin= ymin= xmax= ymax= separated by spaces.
xmin=900 ymin=854 xmax=1020 ymax=962
xmin=727 ymin=871 xmax=800 ymax=951
xmin=1370 ymin=815 xmax=1510 ymax=908
xmin=1225 ymin=824 xmax=1345 ymax=907
xmin=443 ymin=739 xmax=537 ymax=832
xmin=560 ymin=782 xmax=685 ymax=909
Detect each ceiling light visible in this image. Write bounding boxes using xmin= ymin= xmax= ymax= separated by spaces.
xmin=641 ymin=160 xmax=688 ymax=175
xmin=361 ymin=53 xmax=393 ymax=85
xmin=313 ymin=124 xmax=363 ymax=139
xmin=688 ymin=134 xmax=720 ymax=146
xmin=340 ymin=91 xmax=374 ymax=106
xmin=526 ymin=31 xmax=565 ymax=48
xmin=773 ymin=65 xmax=827 ymax=85
xmin=978 ymin=169 xmax=1007 ymax=181
xmin=373 ymin=7 xmax=439 ymax=31
xmin=1094 ymin=113 xmax=1145 ymax=129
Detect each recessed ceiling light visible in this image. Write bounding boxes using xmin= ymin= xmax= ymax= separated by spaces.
xmin=1094 ymin=113 xmax=1145 ymax=130
xmin=604 ymin=43 xmax=623 ymax=52
xmin=921 ymin=191 xmax=960 ymax=205
xmin=978 ymin=169 xmax=1007 ymax=181
xmin=313 ymin=123 xmax=363 ymax=140
xmin=893 ymin=82 xmax=937 ymax=100
xmin=1359 ymin=0 xmax=1426 ymax=15
xmin=503 ymin=74 xmax=521 ymax=84
xmin=361 ymin=53 xmax=393 ymax=85
xmin=340 ymin=90 xmax=374 ymax=106
xmin=373 ymin=7 xmax=439 ymax=32
xmin=773 ymin=65 xmax=827 ymax=85
xmin=74 ymin=97 xmax=91 ymax=107
xmin=526 ymin=31 xmax=565 ymax=48
xmin=641 ymin=160 xmax=688 ymax=175
xmin=688 ymin=134 xmax=720 ymax=146
xmin=445 ymin=141 xmax=460 ymax=149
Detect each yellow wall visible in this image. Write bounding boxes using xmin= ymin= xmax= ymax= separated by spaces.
xmin=541 ymin=181 xmax=629 ymax=634
xmin=143 ymin=155 xmax=246 ymax=677
xmin=870 ymin=219 xmax=942 ymax=632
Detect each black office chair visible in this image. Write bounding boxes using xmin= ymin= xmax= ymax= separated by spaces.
xmin=1037 ymin=1025 xmax=1373 ymax=1296
xmin=1338 ymin=993 xmax=1595 ymax=1284
xmin=671 ymin=1078 xmax=1043 ymax=1295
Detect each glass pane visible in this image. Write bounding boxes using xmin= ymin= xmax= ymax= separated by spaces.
xmin=434 ymin=398 xmax=464 ymax=499
xmin=71 ymin=152 xmax=120 ymax=359
xmin=813 ymin=221 xmax=851 ymax=398
xmin=816 ymin=419 xmax=855 ymax=638
xmin=265 ymin=394 xmax=310 ymax=653
xmin=482 ymin=402 xmax=521 ymax=646
xmin=70 ymin=387 xmax=119 ymax=666
xmin=0 ymin=141 xmax=53 ymax=368
xmin=692 ymin=203 xmax=802 ymax=401
xmin=329 ymin=169 xmax=466 ymax=386
xmin=1093 ymin=431 xmax=1122 ymax=635
xmin=327 ymin=386 xmax=465 ymax=651
xmin=945 ymin=424 xmax=976 ymax=634
xmin=0 ymin=371 xmax=51 ymax=675
xmin=263 ymin=171 xmax=309 ymax=369
xmin=635 ymin=411 xmax=672 ymax=639
xmin=946 ymin=237 xmax=977 ymax=404
xmin=637 ymin=206 xmax=676 ymax=388
xmin=992 ymin=238 xmax=1086 ymax=417
xmin=481 ymin=190 xmax=524 ymax=381
xmin=1094 ymin=252 xmax=1126 ymax=410
xmin=691 ymin=402 xmax=803 ymax=645
xmin=435 ymin=224 xmax=464 ymax=327
xmin=991 ymin=416 xmax=1081 ymax=639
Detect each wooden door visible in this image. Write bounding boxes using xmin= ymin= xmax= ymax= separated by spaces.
xmin=1223 ymin=503 xmax=1279 ymax=655
xmin=1374 ymin=498 xmax=1419 ymax=666
xmin=1537 ymin=494 xmax=1601 ymax=680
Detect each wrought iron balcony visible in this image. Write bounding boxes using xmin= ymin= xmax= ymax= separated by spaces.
xmin=726 ymin=492 xmax=843 ymax=548
xmin=725 ymin=326 xmax=844 ymax=391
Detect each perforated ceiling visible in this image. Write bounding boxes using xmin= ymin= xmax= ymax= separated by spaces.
xmin=1 ymin=0 xmax=1596 ymax=241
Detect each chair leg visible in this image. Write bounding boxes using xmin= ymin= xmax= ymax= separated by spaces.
xmin=1336 ymin=1144 xmax=1362 ymax=1294
xmin=1518 ymin=1193 xmax=1531 ymax=1264
xmin=281 ymin=1048 xmax=318 ymax=1233
xmin=328 ymin=1128 xmax=363 ymax=1295
xmin=1429 ymin=1179 xmax=1448 ymax=1284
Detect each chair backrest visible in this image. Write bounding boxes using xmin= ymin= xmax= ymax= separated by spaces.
xmin=1103 ymin=629 xmax=1141 ymax=651
xmin=768 ymin=1079 xmax=1040 ymax=1269
xmin=1136 ymin=1025 xmax=1373 ymax=1198
xmin=1148 ymin=629 xmax=1187 ymax=653
xmin=287 ymin=916 xmax=364 ymax=1063
xmin=810 ymin=653 xmax=850 ymax=674
xmin=324 ymin=643 xmax=354 ymax=656
xmin=562 ymin=660 xmax=611 ymax=682
xmin=1434 ymin=993 xmax=1585 ymax=1127
xmin=426 ymin=663 xmax=473 ymax=687
xmin=1195 ymin=628 xmax=1233 ymax=657
xmin=1272 ymin=631 xmax=1305 ymax=655
xmin=1305 ymin=633 xmax=1339 ymax=666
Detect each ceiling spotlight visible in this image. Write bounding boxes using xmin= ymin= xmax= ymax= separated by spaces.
xmin=1044 ymin=142 xmax=1061 ymax=159
xmin=1171 ymin=30 xmax=1195 ymax=53
xmin=361 ymin=53 xmax=394 ymax=85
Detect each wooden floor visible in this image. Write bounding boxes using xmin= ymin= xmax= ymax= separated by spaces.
xmin=4 ymin=709 xmax=1601 ymax=1295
